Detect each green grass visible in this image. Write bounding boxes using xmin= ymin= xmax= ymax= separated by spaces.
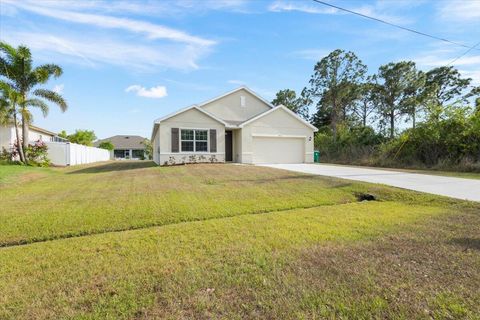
xmin=0 ymin=163 xmax=51 ymax=185
xmin=1 ymin=161 xmax=458 ymax=247
xmin=1 ymin=161 xmax=479 ymax=319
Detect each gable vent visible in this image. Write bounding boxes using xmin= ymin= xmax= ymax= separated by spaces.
xmin=240 ymin=95 xmax=246 ymax=107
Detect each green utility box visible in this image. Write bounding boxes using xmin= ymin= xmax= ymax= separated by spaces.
xmin=314 ymin=150 xmax=320 ymax=163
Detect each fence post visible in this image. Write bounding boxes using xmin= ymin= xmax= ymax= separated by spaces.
xmin=66 ymin=143 xmax=71 ymax=166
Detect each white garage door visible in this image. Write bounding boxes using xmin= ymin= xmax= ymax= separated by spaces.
xmin=252 ymin=137 xmax=304 ymax=164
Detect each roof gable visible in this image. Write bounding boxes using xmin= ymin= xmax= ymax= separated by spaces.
xmin=198 ymin=87 xmax=273 ymax=123
xmin=239 ymin=105 xmax=318 ymax=131
xmin=151 ymin=105 xmax=227 ymax=141
xmin=154 ymin=105 xmax=228 ymax=126
xmin=198 ymin=86 xmax=275 ymax=109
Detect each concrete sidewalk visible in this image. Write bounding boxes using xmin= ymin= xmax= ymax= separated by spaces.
xmin=260 ymin=163 xmax=480 ymax=202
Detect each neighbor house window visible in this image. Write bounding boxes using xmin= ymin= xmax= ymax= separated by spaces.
xmin=181 ymin=129 xmax=208 ymax=152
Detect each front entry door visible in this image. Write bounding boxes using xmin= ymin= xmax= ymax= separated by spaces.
xmin=225 ymin=130 xmax=233 ymax=162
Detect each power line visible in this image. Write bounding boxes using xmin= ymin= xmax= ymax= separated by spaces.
xmin=312 ymin=0 xmax=480 ymax=52
xmin=447 ymin=41 xmax=480 ymax=66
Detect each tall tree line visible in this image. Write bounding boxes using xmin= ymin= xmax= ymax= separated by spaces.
xmin=272 ymin=49 xmax=480 ymax=140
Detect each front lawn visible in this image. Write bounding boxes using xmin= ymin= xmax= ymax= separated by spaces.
xmin=0 ymin=161 xmax=455 ymax=247
xmin=0 ymin=161 xmax=478 ymax=319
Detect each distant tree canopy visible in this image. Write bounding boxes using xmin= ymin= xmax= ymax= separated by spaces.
xmin=271 ymin=89 xmax=309 ymax=120
xmin=98 ymin=141 xmax=114 ymax=151
xmin=273 ymin=48 xmax=479 ymax=170
xmin=60 ymin=129 xmax=97 ymax=146
xmin=143 ymin=138 xmax=153 ymax=160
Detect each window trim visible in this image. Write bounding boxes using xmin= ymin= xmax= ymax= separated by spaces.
xmin=179 ymin=128 xmax=210 ymax=153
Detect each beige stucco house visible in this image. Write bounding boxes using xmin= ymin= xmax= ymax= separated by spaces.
xmin=94 ymin=135 xmax=147 ymax=160
xmin=151 ymin=86 xmax=317 ymax=166
xmin=0 ymin=124 xmax=66 ymax=151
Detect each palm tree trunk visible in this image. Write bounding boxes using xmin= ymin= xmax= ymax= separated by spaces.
xmin=21 ymin=111 xmax=29 ymax=151
xmin=13 ymin=113 xmax=26 ymax=163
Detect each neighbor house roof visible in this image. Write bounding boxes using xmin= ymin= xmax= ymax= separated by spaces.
xmin=29 ymin=125 xmax=57 ymax=136
xmin=94 ymin=135 xmax=146 ymax=149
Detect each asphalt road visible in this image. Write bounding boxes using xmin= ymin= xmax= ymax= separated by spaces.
xmin=260 ymin=163 xmax=480 ymax=202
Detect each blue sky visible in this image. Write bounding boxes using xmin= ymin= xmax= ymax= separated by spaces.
xmin=1 ymin=0 xmax=479 ymax=139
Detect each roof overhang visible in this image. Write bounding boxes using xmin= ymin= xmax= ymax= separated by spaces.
xmin=239 ymin=105 xmax=318 ymax=132
xmin=197 ymin=86 xmax=276 ymax=109
xmin=151 ymin=105 xmax=228 ymax=140
xmin=29 ymin=125 xmax=58 ymax=136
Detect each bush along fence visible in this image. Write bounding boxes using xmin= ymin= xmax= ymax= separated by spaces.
xmin=1 ymin=140 xmax=110 ymax=166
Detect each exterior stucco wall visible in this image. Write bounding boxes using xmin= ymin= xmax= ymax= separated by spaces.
xmin=0 ymin=126 xmax=14 ymax=151
xmin=153 ymin=129 xmax=160 ymax=164
xmin=233 ymin=129 xmax=242 ymax=163
xmin=0 ymin=126 xmax=50 ymax=150
xmin=28 ymin=128 xmax=54 ymax=143
xmin=241 ymin=108 xmax=315 ymax=163
xmin=157 ymin=108 xmax=226 ymax=165
xmin=200 ymin=88 xmax=271 ymax=122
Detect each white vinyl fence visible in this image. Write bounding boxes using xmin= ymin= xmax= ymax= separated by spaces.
xmin=46 ymin=142 xmax=110 ymax=166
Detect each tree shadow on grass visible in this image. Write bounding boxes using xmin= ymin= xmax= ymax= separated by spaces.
xmin=449 ymin=237 xmax=480 ymax=251
xmin=67 ymin=161 xmax=156 ymax=174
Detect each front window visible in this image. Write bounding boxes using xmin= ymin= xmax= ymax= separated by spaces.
xmin=181 ymin=129 xmax=208 ymax=152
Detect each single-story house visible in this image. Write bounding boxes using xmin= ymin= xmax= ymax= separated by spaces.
xmin=151 ymin=86 xmax=317 ymax=166
xmin=1 ymin=124 xmax=109 ymax=166
xmin=0 ymin=124 xmax=67 ymax=151
xmin=94 ymin=135 xmax=147 ymax=160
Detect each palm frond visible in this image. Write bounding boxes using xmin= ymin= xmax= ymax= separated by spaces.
xmin=33 ymin=89 xmax=68 ymax=112
xmin=0 ymin=42 xmax=17 ymax=64
xmin=24 ymin=98 xmax=49 ymax=117
xmin=34 ymin=64 xmax=63 ymax=82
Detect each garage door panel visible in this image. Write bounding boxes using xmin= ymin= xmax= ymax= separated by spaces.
xmin=252 ymin=137 xmax=304 ymax=164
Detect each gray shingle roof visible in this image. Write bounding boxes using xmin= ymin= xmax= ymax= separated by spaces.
xmin=94 ymin=135 xmax=146 ymax=150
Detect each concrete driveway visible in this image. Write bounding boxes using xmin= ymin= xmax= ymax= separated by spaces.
xmin=260 ymin=164 xmax=480 ymax=202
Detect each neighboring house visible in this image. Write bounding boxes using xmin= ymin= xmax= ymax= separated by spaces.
xmin=151 ymin=86 xmax=318 ymax=166
xmin=0 ymin=124 xmax=109 ymax=166
xmin=0 ymin=124 xmax=67 ymax=151
xmin=94 ymin=135 xmax=147 ymax=160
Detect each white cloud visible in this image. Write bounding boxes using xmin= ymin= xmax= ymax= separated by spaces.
xmin=268 ymin=1 xmax=337 ymax=14
xmin=52 ymin=84 xmax=64 ymax=94
xmin=9 ymin=0 xmax=251 ymax=16
xmin=3 ymin=31 xmax=208 ymax=70
xmin=437 ymin=1 xmax=480 ymax=22
xmin=1 ymin=0 xmax=218 ymax=71
xmin=290 ymin=49 xmax=330 ymax=61
xmin=412 ymin=47 xmax=480 ymax=85
xmin=414 ymin=54 xmax=480 ymax=68
xmin=4 ymin=0 xmax=215 ymax=47
xmin=268 ymin=0 xmax=411 ymax=24
xmin=125 ymin=85 xmax=168 ymax=98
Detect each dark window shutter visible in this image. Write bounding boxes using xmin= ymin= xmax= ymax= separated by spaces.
xmin=171 ymin=128 xmax=179 ymax=153
xmin=209 ymin=129 xmax=217 ymax=153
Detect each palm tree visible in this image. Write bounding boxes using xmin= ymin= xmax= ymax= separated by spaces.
xmin=0 ymin=82 xmax=27 ymax=162
xmin=0 ymin=42 xmax=67 ymax=156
